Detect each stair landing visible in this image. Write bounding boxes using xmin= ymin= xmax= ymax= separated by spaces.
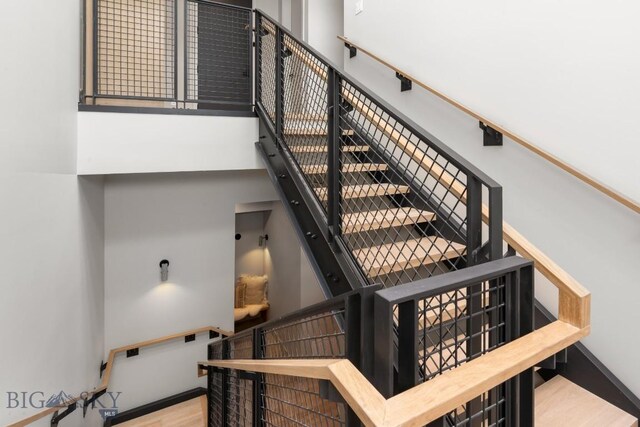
xmin=118 ymin=396 xmax=207 ymax=427
xmin=535 ymin=376 xmax=638 ymax=427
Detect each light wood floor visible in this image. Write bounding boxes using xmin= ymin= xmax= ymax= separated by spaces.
xmin=535 ymin=376 xmax=638 ymax=427
xmin=119 ymin=396 xmax=207 ymax=427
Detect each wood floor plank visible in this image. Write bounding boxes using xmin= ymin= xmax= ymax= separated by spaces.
xmin=535 ymin=376 xmax=638 ymax=427
xmin=352 ymin=237 xmax=466 ymax=276
xmin=118 ymin=397 xmax=206 ymax=427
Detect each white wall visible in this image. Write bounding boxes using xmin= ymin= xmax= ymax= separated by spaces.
xmin=77 ymin=113 xmax=262 ymax=175
xmin=103 ymin=170 xmax=277 ymax=410
xmin=264 ymin=202 xmax=302 ymax=319
xmin=300 ymin=247 xmax=326 ymax=307
xmin=263 ymin=202 xmax=324 ymax=318
xmin=0 ymin=1 xmax=106 ymax=426
xmin=342 ymin=0 xmax=640 ymax=397
xmin=254 ymin=0 xmax=280 ymax=21
xmin=307 ymin=0 xmax=344 ymax=67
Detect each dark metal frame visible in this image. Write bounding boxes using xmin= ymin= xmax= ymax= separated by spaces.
xmin=184 ymin=0 xmax=254 ymax=108
xmin=373 ymin=256 xmax=534 ymax=425
xmin=86 ymin=0 xmax=253 ymax=111
xmin=254 ymin=10 xmax=503 ymax=291
xmin=204 ymin=286 xmax=380 ymax=426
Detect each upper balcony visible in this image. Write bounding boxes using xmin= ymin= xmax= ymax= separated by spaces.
xmin=78 ymin=0 xmax=261 ymax=175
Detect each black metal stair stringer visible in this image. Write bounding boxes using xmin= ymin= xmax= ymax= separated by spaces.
xmin=256 ymin=119 xmax=368 ymax=298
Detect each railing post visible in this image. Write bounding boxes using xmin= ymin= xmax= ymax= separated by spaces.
xmin=345 ymin=292 xmax=363 ymax=426
xmin=173 ymin=0 xmax=179 ymax=104
xmin=488 ymin=186 xmax=503 ymax=261
xmin=221 ymin=340 xmax=229 ymax=426
xmin=92 ymin=0 xmax=98 ymax=100
xmin=511 ymin=264 xmax=534 ymax=426
xmin=373 ymin=293 xmax=395 ymax=398
xmin=274 ymin=25 xmax=284 ymax=146
xmin=254 ymin=11 xmax=261 ymax=111
xmin=397 ymin=299 xmax=418 ymax=393
xmin=327 ymin=68 xmax=342 ymax=245
xmin=465 ymin=177 xmax=484 ymax=426
xmin=252 ymin=328 xmax=264 ymax=426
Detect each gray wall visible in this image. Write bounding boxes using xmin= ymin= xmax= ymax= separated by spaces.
xmin=342 ymin=0 xmax=640 ymax=397
xmin=264 ymin=202 xmax=324 ymax=319
xmin=0 ymin=1 xmax=105 ymax=426
xmin=103 ymin=171 xmax=277 ymax=411
xmin=235 ymin=212 xmax=267 ymax=278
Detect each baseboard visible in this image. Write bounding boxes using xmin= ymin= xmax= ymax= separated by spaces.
xmin=103 ymin=387 xmax=207 ymax=426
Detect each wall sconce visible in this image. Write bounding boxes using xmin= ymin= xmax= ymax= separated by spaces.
xmin=258 ymin=234 xmax=269 ymax=247
xmin=159 ymin=259 xmax=170 ymax=282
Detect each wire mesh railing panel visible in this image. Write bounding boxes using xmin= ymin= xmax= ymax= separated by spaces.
xmin=261 ymin=309 xmax=346 ymax=359
xmin=337 ymin=79 xmax=468 ymax=288
xmin=208 ymin=369 xmax=225 ymax=427
xmin=227 ymin=332 xmax=254 ymax=359
xmin=417 ymin=281 xmax=506 ymax=380
xmin=377 ymin=258 xmax=533 ymax=427
xmin=257 ymin=16 xmax=277 ymax=125
xmin=185 ymin=1 xmax=251 ymax=105
xmin=262 ymin=374 xmax=346 ymax=426
xmin=227 ymin=370 xmax=254 ymax=426
xmin=416 ymin=279 xmax=507 ymax=426
xmin=96 ymin=0 xmax=176 ymax=100
xmin=280 ymin=34 xmax=331 ymax=212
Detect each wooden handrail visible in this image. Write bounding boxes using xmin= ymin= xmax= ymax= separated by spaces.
xmin=7 ymin=326 xmax=232 ymax=427
xmin=337 ymin=36 xmax=640 ymax=215
xmin=200 ymin=320 xmax=588 ymax=427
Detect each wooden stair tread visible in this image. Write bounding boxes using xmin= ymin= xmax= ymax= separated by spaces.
xmin=535 ymin=376 xmax=638 ymax=427
xmin=353 ymin=237 xmax=465 ymax=276
xmin=301 ymin=163 xmax=388 ymax=175
xmin=119 ymin=396 xmax=207 ymax=426
xmin=315 ymin=184 xmax=410 ymax=201
xmin=285 ymin=128 xmax=354 ymax=136
xmin=289 ymin=145 xmax=369 ymax=153
xmin=342 ymin=207 xmax=435 ymax=233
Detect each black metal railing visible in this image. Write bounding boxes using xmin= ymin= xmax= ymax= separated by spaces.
xmin=374 ymin=256 xmax=535 ymax=426
xmin=255 ymin=11 xmax=503 ymax=291
xmin=82 ymin=0 xmax=252 ymax=111
xmin=204 ymin=287 xmax=379 ymax=427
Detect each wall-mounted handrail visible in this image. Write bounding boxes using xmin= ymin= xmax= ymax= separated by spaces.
xmin=200 ymin=320 xmax=588 ymax=427
xmin=338 ymin=36 xmax=640 ymax=216
xmin=7 ymin=326 xmax=232 ymax=427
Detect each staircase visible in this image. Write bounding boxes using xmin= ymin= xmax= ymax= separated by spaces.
xmin=215 ymin=8 xmax=640 ymax=427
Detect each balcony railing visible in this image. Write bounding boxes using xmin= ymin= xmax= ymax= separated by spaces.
xmin=81 ymin=0 xmax=253 ymax=112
